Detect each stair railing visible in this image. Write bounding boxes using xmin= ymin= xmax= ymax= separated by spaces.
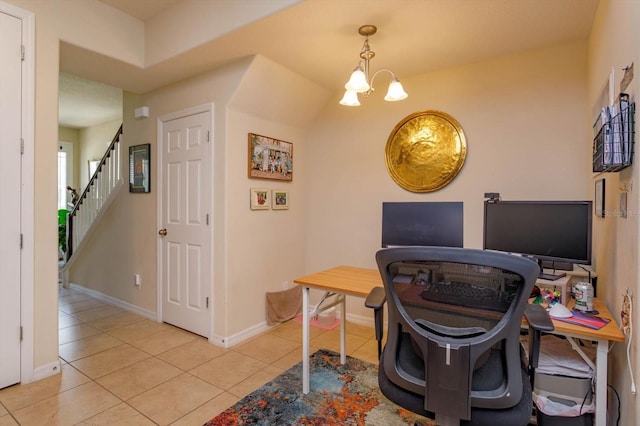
xmin=66 ymin=124 xmax=123 ymax=260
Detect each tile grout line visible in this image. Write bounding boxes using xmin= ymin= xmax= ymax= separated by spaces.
xmin=43 ymin=286 xmax=379 ymax=425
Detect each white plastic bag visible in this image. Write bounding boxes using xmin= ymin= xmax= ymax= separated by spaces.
xmin=534 ymin=392 xmax=595 ymax=417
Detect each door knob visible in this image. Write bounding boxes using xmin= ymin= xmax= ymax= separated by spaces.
xmin=158 ymin=228 xmax=167 ymax=236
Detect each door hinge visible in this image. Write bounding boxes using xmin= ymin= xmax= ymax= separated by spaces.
xmin=20 ymin=326 xmax=23 ymax=341
xmin=20 ymin=234 xmax=23 ymax=249
xmin=20 ymin=138 xmax=24 ymax=154
xmin=207 ymin=131 xmax=210 ymax=142
xmin=21 ymin=45 xmax=25 ymax=61
xmin=206 ymin=214 xmax=209 ymax=225
xmin=206 ymin=297 xmax=209 ymax=308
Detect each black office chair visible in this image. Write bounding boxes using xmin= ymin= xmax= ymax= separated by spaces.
xmin=365 ymin=247 xmax=553 ymax=426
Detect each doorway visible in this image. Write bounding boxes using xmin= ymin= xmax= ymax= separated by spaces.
xmin=157 ymin=104 xmax=214 ymax=338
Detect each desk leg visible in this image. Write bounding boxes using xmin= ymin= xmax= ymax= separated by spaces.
xmin=302 ymin=286 xmax=310 ymax=394
xmin=594 ymin=338 xmax=607 ymax=426
xmin=340 ymin=294 xmax=346 ymax=365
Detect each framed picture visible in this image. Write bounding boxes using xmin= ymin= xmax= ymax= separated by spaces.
xmin=272 ymin=190 xmax=289 ymax=210
xmin=129 ymin=144 xmax=150 ymax=193
xmin=250 ymin=188 xmax=270 ymax=210
xmin=248 ymin=133 xmax=293 ymax=181
xmin=595 ymin=178 xmax=605 ymax=217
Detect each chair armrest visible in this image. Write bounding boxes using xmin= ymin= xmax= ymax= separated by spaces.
xmin=365 ymin=286 xmax=386 ymax=310
xmin=365 ymin=287 xmax=386 ymax=359
xmin=524 ymin=303 xmax=554 ymax=332
xmin=523 ymin=303 xmax=554 ymax=387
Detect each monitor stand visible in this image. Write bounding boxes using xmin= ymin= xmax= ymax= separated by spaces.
xmin=537 ymin=259 xmax=567 ymax=281
xmin=539 ymin=271 xmax=567 ymax=281
xmin=540 ymin=260 xmax=573 ymax=271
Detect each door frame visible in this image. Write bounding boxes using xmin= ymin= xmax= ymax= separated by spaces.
xmin=156 ymin=103 xmax=215 ymax=341
xmin=0 ymin=0 xmax=35 ymax=384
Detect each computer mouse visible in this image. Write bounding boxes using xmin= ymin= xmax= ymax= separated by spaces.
xmin=549 ymin=303 xmax=572 ymax=318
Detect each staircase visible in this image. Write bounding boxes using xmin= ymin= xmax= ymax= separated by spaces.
xmin=64 ymin=125 xmax=124 ymax=263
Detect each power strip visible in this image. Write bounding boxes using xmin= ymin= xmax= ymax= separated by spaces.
xmin=621 ymin=289 xmax=636 ymax=394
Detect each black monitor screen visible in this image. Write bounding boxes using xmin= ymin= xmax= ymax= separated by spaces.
xmin=381 ymin=202 xmax=463 ymax=248
xmin=483 ymin=201 xmax=592 ymax=265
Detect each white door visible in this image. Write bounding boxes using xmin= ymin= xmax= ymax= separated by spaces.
xmin=159 ymin=110 xmax=212 ymax=337
xmin=0 ymin=11 xmax=23 ymax=389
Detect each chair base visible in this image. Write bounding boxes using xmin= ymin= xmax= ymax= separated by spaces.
xmin=378 ymin=352 xmax=533 ymax=426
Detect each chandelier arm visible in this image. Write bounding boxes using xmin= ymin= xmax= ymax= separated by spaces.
xmin=369 ymin=69 xmax=397 ymax=89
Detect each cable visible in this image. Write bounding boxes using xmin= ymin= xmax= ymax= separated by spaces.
xmin=578 ymin=385 xmax=591 ymax=415
xmin=608 ymin=384 xmax=621 ymax=426
xmin=577 ymin=264 xmax=592 ymax=284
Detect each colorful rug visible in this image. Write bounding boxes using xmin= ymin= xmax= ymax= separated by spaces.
xmin=204 ymin=349 xmax=433 ymax=425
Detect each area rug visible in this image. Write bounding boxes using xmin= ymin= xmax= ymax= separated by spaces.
xmin=204 ymin=349 xmax=433 ymax=425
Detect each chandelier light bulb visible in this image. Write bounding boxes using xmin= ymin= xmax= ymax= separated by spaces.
xmin=339 ymin=89 xmax=361 ymax=106
xmin=345 ymin=65 xmax=370 ymax=93
xmin=384 ymin=78 xmax=408 ymax=102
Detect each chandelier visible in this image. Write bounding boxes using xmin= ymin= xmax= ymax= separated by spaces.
xmin=339 ymin=25 xmax=408 ymax=106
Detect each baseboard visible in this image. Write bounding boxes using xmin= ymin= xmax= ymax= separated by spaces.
xmin=65 ymin=284 xmax=377 ymax=348
xmin=68 ymin=283 xmax=276 ymax=348
xmin=32 ymin=359 xmax=61 ymax=382
xmin=345 ymin=312 xmax=376 ymax=329
xmin=214 ymin=321 xmax=273 ymax=348
xmin=68 ymin=283 xmax=156 ymax=321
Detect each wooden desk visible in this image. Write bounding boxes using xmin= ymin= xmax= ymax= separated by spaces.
xmin=294 ymin=266 xmax=381 ymax=394
xmin=543 ymin=298 xmax=624 ymax=426
xmin=294 ymin=266 xmax=624 ymax=426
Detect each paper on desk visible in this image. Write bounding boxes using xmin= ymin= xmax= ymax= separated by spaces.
xmin=521 ymin=334 xmax=595 ymax=378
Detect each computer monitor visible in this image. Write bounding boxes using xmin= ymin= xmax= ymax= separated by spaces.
xmin=381 ymin=202 xmax=463 ymax=248
xmin=483 ymin=200 xmax=592 ymax=275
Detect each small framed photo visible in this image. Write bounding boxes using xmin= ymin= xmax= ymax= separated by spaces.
xmin=595 ymin=178 xmax=605 ymax=217
xmin=272 ymin=190 xmax=289 ymax=210
xmin=129 ymin=143 xmax=150 ymax=193
xmin=250 ymin=188 xmax=270 ymax=210
xmin=248 ymin=133 xmax=293 ymax=181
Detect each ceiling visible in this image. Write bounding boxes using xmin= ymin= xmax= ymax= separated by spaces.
xmin=59 ymin=0 xmax=599 ymax=128
xmin=97 ymin=0 xmax=182 ymax=21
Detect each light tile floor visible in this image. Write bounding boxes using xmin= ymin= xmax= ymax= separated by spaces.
xmin=0 ymin=285 xmax=379 ymax=425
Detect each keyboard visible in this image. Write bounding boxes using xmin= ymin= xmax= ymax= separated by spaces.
xmin=420 ymin=280 xmax=512 ymax=312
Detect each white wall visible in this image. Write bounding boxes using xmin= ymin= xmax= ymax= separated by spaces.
xmin=78 ymin=119 xmax=122 ymax=189
xmin=588 ymin=1 xmax=640 ymax=424
xmin=304 ymin=41 xmax=590 ymax=321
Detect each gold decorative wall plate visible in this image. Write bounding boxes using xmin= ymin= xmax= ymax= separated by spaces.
xmin=385 ymin=110 xmax=467 ymax=192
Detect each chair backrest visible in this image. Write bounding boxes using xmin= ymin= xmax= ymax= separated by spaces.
xmin=376 ymin=246 xmax=539 ymax=421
